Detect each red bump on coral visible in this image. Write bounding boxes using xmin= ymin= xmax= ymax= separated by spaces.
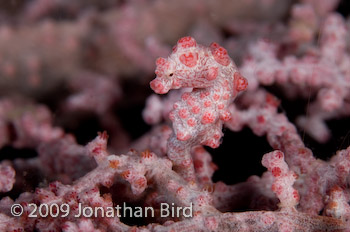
xmin=150 ymin=79 xmax=166 ymax=94
xmin=207 ymin=67 xmax=219 ymax=81
xmin=177 ymin=36 xmax=197 ymax=49
xmin=179 ymin=52 xmax=198 ymax=67
xmin=210 ymin=42 xmax=230 ymax=66
xmin=201 ymin=112 xmax=215 ymax=124
xmin=1 ymin=1 xmax=350 ymax=231
xmin=234 ymin=72 xmax=248 ymax=91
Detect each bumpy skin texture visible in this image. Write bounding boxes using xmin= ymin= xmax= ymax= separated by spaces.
xmin=1 ymin=132 xmax=346 ymax=232
xmin=262 ymin=151 xmax=299 ymax=210
xmin=0 ymin=161 xmax=15 ymax=192
xmin=240 ymin=12 xmax=350 ymax=143
xmin=150 ymin=36 xmax=247 ymax=181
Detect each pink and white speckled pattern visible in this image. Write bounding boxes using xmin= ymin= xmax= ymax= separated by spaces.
xmin=150 ymin=36 xmax=247 ymax=182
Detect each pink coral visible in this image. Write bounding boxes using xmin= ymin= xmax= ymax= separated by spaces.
xmin=262 ymin=150 xmax=299 ymax=210
xmin=1 ymin=1 xmax=350 ymax=231
xmin=0 ymin=161 xmax=15 ymax=192
xmin=240 ymin=12 xmax=350 ymax=143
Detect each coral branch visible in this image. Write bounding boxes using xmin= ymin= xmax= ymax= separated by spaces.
xmin=262 ymin=150 xmax=299 ymax=210
xmin=0 ymin=161 xmax=15 ymax=192
xmin=1 ymin=1 xmax=350 ymax=231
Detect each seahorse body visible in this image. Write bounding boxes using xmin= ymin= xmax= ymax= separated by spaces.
xmin=150 ymin=36 xmax=247 ymax=149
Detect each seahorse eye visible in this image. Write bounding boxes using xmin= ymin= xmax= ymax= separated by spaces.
xmin=169 ymin=73 xmax=174 ymax=77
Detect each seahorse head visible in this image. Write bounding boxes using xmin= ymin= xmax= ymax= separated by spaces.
xmin=150 ymin=36 xmax=205 ymax=94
